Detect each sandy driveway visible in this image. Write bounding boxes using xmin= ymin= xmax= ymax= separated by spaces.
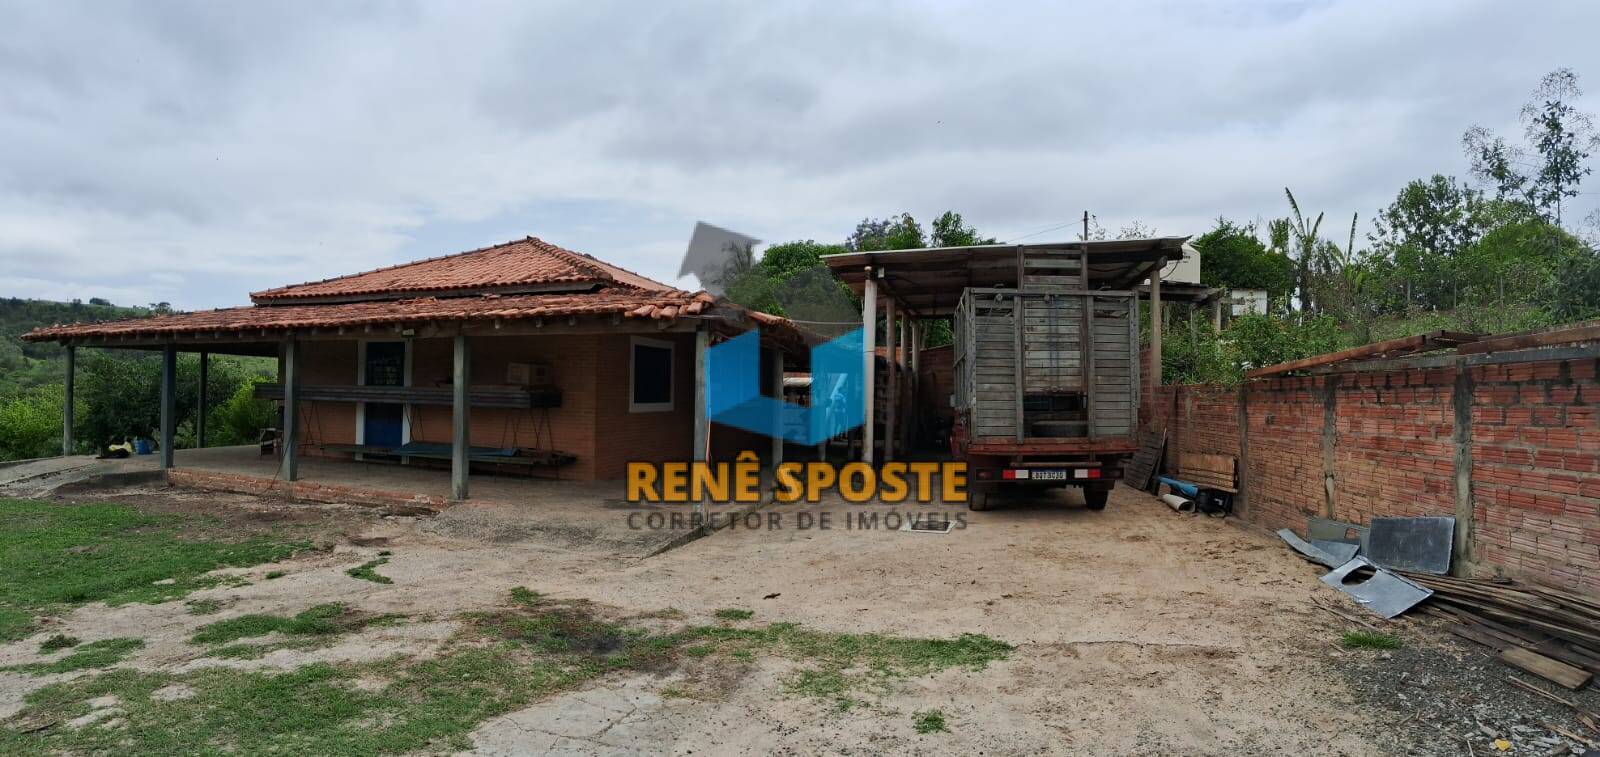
xmin=1 ymin=482 xmax=1388 ymax=755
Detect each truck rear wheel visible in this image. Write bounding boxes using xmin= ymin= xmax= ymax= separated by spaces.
xmin=968 ymin=488 xmax=992 ymax=511
xmin=1083 ymin=487 xmax=1109 ymax=510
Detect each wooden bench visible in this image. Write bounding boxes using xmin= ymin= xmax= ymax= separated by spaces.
xmin=1178 ymin=452 xmax=1237 ymax=494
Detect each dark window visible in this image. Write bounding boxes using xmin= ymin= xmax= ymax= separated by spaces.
xmin=631 ymin=339 xmax=673 ymax=411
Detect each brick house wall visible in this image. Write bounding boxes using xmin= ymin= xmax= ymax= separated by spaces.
xmin=290 ymin=332 xmax=701 ymax=482
xmin=1145 ymin=354 xmax=1600 ymax=595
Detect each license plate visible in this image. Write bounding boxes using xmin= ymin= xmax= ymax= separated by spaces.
xmin=1032 ymin=469 xmax=1068 ymax=481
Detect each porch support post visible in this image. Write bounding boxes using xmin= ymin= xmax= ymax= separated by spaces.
xmin=62 ymin=346 xmax=75 ymax=456
xmin=196 ymin=350 xmax=209 ymax=449
xmin=693 ymin=328 xmax=709 ymax=462
xmin=159 ymin=343 xmax=176 ymax=470
xmin=280 ymin=339 xmax=299 ymax=481
xmin=884 ymin=298 xmax=897 ymax=462
xmin=861 ymin=267 xmax=877 ymax=465
xmin=452 ymin=334 xmax=470 ymax=501
xmin=769 ymin=346 xmax=784 ymax=469
xmin=1210 ymin=294 xmax=1224 ymax=333
xmin=1150 ymin=258 xmax=1164 ymax=389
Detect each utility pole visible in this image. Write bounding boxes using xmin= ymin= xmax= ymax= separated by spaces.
xmin=1082 ymin=210 xmax=1090 ymax=241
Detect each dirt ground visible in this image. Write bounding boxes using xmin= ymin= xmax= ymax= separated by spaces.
xmin=2 ymin=479 xmax=1593 ymax=755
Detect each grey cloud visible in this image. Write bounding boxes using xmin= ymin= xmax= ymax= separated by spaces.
xmin=0 ymin=0 xmax=1597 ymax=309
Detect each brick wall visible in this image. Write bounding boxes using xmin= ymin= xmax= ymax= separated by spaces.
xmin=1146 ymin=354 xmax=1600 ymax=595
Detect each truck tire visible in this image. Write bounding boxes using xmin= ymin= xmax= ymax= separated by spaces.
xmin=968 ymin=488 xmax=992 ymax=511
xmin=1083 ymin=487 xmax=1109 ymax=510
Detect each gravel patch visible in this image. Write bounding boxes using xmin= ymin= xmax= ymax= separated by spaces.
xmin=1335 ymin=618 xmax=1600 ymax=756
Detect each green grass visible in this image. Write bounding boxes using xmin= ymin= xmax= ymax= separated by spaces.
xmin=264 ymin=570 xmax=286 ymax=580
xmin=1341 ymin=630 xmax=1403 ymax=650
xmin=509 ymin=587 xmax=542 ymax=607
xmin=184 ymin=599 xmax=223 ymax=616
xmin=0 ymin=499 xmax=306 ymax=640
xmin=346 ymin=558 xmax=393 ymax=585
xmin=682 ymin=622 xmax=1013 ymax=710
xmin=714 ymin=608 xmax=754 ymax=621
xmin=913 ymin=709 xmax=948 ymax=734
xmin=0 ymin=589 xmax=1014 ymax=755
xmin=192 ymin=603 xmax=396 ymax=645
xmin=5 ymin=638 xmax=144 ymax=676
xmin=38 ymin=634 xmax=79 ymax=652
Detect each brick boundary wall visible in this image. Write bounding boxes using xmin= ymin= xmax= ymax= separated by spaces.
xmin=166 ymin=468 xmax=447 ymax=511
xmin=1147 ymin=353 xmax=1600 ymax=595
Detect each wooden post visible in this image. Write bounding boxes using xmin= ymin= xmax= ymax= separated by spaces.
xmin=1013 ymin=246 xmax=1025 ymax=443
xmin=62 ymin=345 xmax=75 ymax=456
xmin=196 ymin=350 xmax=209 ymax=449
xmin=1452 ymin=358 xmax=1476 ymax=573
xmin=1082 ymin=245 xmax=1096 ymax=439
xmin=693 ymin=328 xmax=709 ymax=462
xmin=280 ymin=339 xmax=299 ymax=481
xmin=451 ymin=334 xmax=470 ymax=501
xmin=770 ymin=346 xmax=784 ymax=469
xmin=1150 ymin=258 xmax=1164 ymax=389
xmin=884 ymin=298 xmax=897 ymax=461
xmin=159 ymin=343 xmax=177 ymax=469
xmin=861 ymin=268 xmax=877 ymax=465
xmin=692 ymin=328 xmax=710 ymax=526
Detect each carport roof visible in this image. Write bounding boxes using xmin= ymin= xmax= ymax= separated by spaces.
xmin=821 ymin=236 xmax=1191 ymax=317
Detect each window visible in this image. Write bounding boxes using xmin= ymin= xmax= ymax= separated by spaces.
xmin=629 ymin=337 xmax=674 ymax=412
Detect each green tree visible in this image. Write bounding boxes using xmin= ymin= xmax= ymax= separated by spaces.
xmin=0 ymin=386 xmax=75 ymax=460
xmin=1464 ymin=68 xmax=1600 ymax=227
xmin=1192 ymin=218 xmax=1295 ymax=303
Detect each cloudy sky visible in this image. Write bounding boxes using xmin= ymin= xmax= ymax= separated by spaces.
xmin=3 ymin=0 xmax=1598 ymax=310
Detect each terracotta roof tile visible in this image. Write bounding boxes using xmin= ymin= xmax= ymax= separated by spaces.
xmin=24 ymin=290 xmax=716 ymax=341
xmin=250 ymin=236 xmax=673 ymax=302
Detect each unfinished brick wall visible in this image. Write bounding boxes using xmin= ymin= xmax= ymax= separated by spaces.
xmin=1470 ymin=358 xmax=1600 ymax=592
xmin=1146 ymin=354 xmax=1600 ymax=595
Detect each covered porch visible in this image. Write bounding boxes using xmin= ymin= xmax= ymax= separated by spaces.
xmin=32 ymin=296 xmax=815 ymax=503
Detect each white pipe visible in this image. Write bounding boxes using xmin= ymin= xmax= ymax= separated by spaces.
xmin=1160 ymin=493 xmax=1195 ymax=513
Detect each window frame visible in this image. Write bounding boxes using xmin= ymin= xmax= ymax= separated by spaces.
xmin=628 ymin=336 xmax=676 ymax=413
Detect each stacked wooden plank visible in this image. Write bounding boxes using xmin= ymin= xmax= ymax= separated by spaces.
xmin=1411 ymin=572 xmax=1600 ymax=690
xmin=1124 ymin=427 xmax=1165 ymax=492
xmin=1178 ymin=452 xmax=1237 ymax=493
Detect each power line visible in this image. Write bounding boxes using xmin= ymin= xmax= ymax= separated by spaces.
xmin=1003 ymin=220 xmax=1079 ymax=244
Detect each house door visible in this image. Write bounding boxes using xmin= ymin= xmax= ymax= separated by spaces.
xmin=362 ymin=341 xmax=406 ymax=448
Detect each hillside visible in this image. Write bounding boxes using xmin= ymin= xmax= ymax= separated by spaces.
xmin=0 ymin=298 xmax=151 ymax=397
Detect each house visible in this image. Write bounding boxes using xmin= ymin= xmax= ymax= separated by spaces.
xmin=24 ymin=236 xmax=812 ymax=498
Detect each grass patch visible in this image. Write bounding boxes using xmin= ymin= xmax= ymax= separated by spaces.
xmin=192 ymin=603 xmax=394 ymax=645
xmin=913 ymin=709 xmax=949 ymax=734
xmin=346 ymin=558 xmax=393 ymax=585
xmin=1341 ymin=630 xmax=1403 ymax=650
xmin=184 ymin=599 xmax=223 ymax=616
xmin=509 ymin=586 xmax=542 ymax=606
xmin=714 ymin=608 xmax=754 ymax=621
xmin=683 ymin=622 xmax=1012 ymax=710
xmin=0 ymin=499 xmax=306 ymax=640
xmin=264 ymin=570 xmax=286 ymax=580
xmin=5 ymin=638 xmax=144 ymax=676
xmin=0 ymin=590 xmax=1013 ymax=755
xmin=38 ymin=634 xmax=79 ymax=653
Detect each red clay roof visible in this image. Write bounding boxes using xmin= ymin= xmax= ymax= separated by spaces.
xmin=250 ymin=236 xmax=673 ymax=303
xmin=24 ymin=290 xmax=717 ymax=342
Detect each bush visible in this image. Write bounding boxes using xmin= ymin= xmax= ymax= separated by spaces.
xmin=0 ymin=386 xmax=69 ymax=460
xmin=211 ymin=377 xmax=276 ymax=446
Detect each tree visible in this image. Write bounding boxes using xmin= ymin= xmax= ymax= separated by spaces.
xmin=1283 ymin=188 xmax=1324 ymax=314
xmin=1368 ymin=175 xmax=1489 ymax=310
xmin=1464 ymin=68 xmax=1600 ymax=227
xmin=929 ymin=211 xmax=995 ymax=247
xmin=1191 ymin=218 xmax=1295 ymax=303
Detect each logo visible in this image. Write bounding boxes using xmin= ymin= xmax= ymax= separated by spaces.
xmin=707 ymin=328 xmax=865 ymax=444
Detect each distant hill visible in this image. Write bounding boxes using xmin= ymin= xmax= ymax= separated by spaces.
xmin=0 ymin=297 xmax=152 ymax=397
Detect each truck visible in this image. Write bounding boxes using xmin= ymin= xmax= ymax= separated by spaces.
xmin=950 ymin=248 xmax=1142 ymax=511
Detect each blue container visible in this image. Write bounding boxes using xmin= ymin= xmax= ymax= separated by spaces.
xmin=133 ymin=439 xmax=153 ymax=455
